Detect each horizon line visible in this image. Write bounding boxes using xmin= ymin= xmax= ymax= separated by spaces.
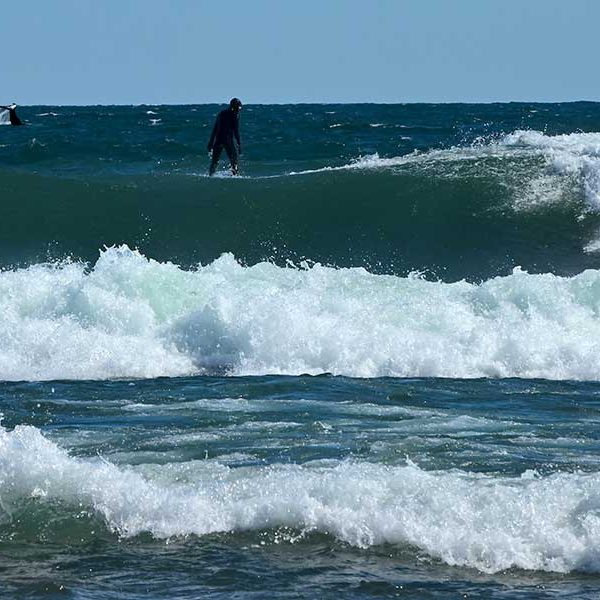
xmin=12 ymin=99 xmax=600 ymax=107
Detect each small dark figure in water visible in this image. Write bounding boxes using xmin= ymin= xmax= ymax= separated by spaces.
xmin=0 ymin=104 xmax=23 ymax=125
xmin=207 ymin=98 xmax=242 ymax=175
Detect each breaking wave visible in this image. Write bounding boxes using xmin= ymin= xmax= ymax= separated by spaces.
xmin=1 ymin=424 xmax=600 ymax=574
xmin=3 ymin=246 xmax=600 ymax=381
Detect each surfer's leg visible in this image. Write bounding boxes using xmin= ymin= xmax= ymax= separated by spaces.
xmin=224 ymin=142 xmax=239 ymax=175
xmin=209 ymin=144 xmax=223 ymax=176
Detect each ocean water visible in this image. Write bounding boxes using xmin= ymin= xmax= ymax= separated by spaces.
xmin=2 ymin=103 xmax=600 ymax=598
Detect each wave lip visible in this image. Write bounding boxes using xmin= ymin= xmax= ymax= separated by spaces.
xmin=1 ymin=424 xmax=600 ymax=574
xmin=4 ymin=247 xmax=600 ymax=381
xmin=500 ymin=130 xmax=600 ymax=210
xmin=290 ymin=130 xmax=600 ymax=215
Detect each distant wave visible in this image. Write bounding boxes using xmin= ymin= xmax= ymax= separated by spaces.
xmin=291 ymin=130 xmax=600 ymax=211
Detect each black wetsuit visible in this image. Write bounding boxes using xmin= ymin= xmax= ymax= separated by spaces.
xmin=208 ymin=108 xmax=241 ymax=175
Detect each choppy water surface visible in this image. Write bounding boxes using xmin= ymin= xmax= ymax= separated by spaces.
xmin=2 ymin=376 xmax=600 ymax=599
xmin=2 ymin=103 xmax=600 ymax=598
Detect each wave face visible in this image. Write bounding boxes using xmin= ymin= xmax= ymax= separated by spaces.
xmin=3 ymin=246 xmax=600 ymax=381
xmin=2 ymin=103 xmax=600 ymax=281
xmin=3 ymin=104 xmax=600 ymax=382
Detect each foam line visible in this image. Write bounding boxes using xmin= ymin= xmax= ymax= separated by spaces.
xmin=1 ymin=424 xmax=600 ymax=573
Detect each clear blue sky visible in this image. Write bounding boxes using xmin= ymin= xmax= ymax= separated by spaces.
xmin=1 ymin=0 xmax=598 ymax=105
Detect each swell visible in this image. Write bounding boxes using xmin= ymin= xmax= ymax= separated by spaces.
xmin=0 ymin=159 xmax=597 ymax=281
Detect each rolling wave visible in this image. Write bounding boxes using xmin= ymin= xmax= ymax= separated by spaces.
xmin=3 ymin=246 xmax=600 ymax=381
xmin=1 ymin=423 xmax=600 ymax=574
xmin=2 ymin=130 xmax=600 ymax=279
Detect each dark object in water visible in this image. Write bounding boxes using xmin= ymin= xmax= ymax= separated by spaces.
xmin=1 ymin=103 xmax=23 ymax=125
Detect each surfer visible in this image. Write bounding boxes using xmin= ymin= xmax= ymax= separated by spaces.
xmin=207 ymin=98 xmax=242 ymax=176
xmin=0 ymin=104 xmax=23 ymax=126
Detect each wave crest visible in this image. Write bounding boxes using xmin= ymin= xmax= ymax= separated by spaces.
xmin=1 ymin=424 xmax=600 ymax=573
xmin=3 ymin=247 xmax=600 ymax=381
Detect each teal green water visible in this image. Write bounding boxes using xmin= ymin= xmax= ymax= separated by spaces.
xmin=1 ymin=103 xmax=600 ymax=278
xmin=2 ymin=103 xmax=600 ymax=598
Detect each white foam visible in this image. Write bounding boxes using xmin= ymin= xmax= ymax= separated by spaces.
xmin=2 ymin=424 xmax=600 ymax=573
xmin=0 ymin=250 xmax=195 ymax=381
xmin=289 ymin=143 xmax=530 ymax=176
xmin=292 ymin=130 xmax=600 ymax=216
xmin=4 ymin=247 xmax=600 ymax=381
xmin=500 ymin=130 xmax=600 ymax=210
xmin=289 ymin=153 xmax=418 ymax=175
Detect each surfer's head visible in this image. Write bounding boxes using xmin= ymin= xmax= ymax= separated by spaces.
xmin=229 ymin=98 xmax=242 ymax=112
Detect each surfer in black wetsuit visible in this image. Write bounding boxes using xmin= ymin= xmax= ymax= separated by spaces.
xmin=0 ymin=104 xmax=23 ymax=126
xmin=207 ymin=98 xmax=242 ymax=175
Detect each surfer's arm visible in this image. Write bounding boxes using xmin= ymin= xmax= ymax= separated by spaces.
xmin=234 ymin=118 xmax=241 ymax=152
xmin=207 ymin=116 xmax=220 ymax=151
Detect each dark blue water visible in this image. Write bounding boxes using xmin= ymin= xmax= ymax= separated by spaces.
xmin=2 ymin=376 xmax=600 ymax=598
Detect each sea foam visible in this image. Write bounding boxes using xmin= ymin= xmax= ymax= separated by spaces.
xmin=1 ymin=424 xmax=600 ymax=574
xmin=2 ymin=246 xmax=600 ymax=381
xmin=500 ymin=130 xmax=600 ymax=210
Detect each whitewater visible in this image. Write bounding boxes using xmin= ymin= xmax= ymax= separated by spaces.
xmin=3 ymin=246 xmax=600 ymax=381
xmin=3 ymin=423 xmax=600 ymax=574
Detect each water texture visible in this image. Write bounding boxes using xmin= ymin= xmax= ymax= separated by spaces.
xmin=2 ymin=103 xmax=600 ymax=598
